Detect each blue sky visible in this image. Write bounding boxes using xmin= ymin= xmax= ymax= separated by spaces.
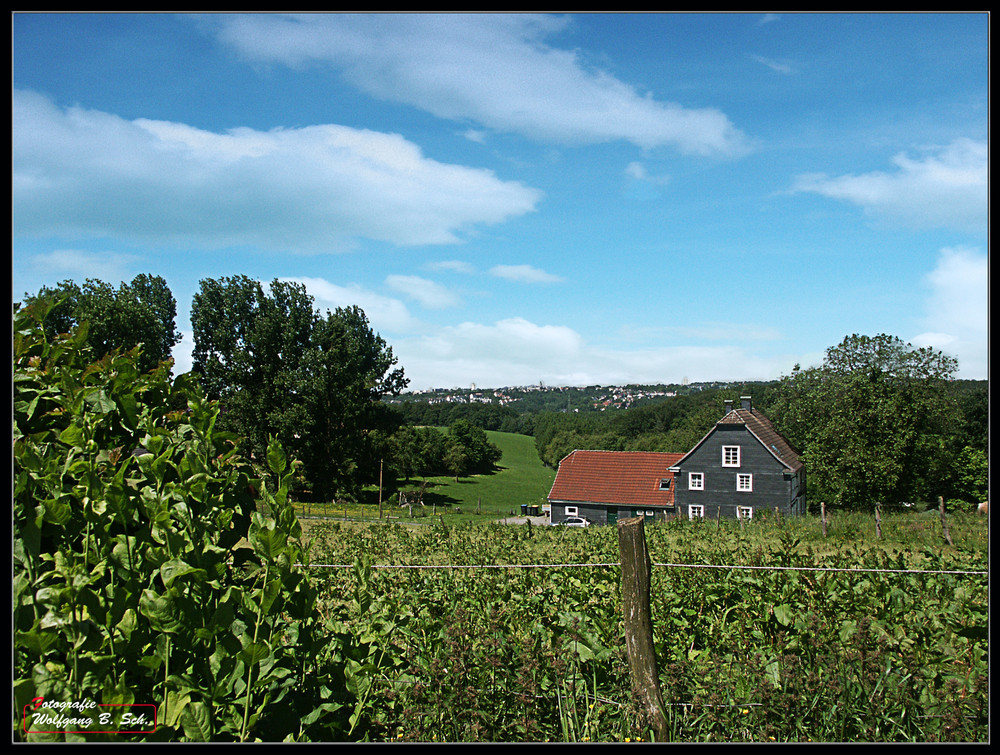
xmin=12 ymin=13 xmax=988 ymax=389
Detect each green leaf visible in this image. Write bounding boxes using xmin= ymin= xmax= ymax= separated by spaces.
xmin=266 ymin=438 xmax=287 ymax=475
xmin=15 ymin=629 xmax=59 ymax=656
xmin=139 ymin=590 xmax=184 ymax=634
xmin=41 ymin=497 xmax=73 ymax=526
xmin=57 ymin=423 xmax=86 ymax=448
xmin=180 ymin=701 xmax=213 ymax=741
xmin=160 ymin=559 xmax=207 ymax=588
xmin=239 ymin=639 xmax=272 ymax=667
xmin=773 ymin=603 xmax=794 ymax=627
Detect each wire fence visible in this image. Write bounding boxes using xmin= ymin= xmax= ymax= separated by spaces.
xmin=298 ymin=560 xmax=987 ymax=577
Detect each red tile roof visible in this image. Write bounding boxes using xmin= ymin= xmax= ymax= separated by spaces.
xmin=548 ymin=450 xmax=685 ymax=508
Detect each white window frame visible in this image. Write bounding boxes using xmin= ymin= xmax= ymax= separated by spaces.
xmin=658 ymin=478 xmax=671 ymax=490
xmin=737 ymin=506 xmax=753 ymax=520
xmin=566 ymin=506 xmax=579 ymax=516
xmin=689 ymin=472 xmax=704 ymax=490
xmin=737 ymin=473 xmax=753 ymax=492
xmin=722 ymin=445 xmax=741 ymax=467
xmin=688 ymin=505 xmax=705 ymax=520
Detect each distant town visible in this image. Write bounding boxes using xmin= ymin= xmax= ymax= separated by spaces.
xmin=387 ymin=381 xmax=746 ymax=413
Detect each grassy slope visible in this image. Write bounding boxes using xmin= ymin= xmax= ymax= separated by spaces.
xmin=393 ymin=430 xmax=556 ymax=523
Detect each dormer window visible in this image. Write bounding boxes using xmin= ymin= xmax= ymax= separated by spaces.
xmin=658 ymin=478 xmax=671 ymax=490
xmin=722 ymin=445 xmax=741 ymax=467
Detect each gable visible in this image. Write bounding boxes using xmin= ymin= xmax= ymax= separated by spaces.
xmin=548 ymin=450 xmax=685 ymax=508
xmin=670 ymin=406 xmax=803 ymax=474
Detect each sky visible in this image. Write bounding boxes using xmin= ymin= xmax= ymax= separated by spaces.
xmin=12 ymin=12 xmax=989 ymax=390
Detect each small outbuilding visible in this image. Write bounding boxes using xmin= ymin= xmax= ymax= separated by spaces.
xmin=547 ymin=450 xmax=685 ymax=525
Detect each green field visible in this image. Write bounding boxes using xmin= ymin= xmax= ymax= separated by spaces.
xmin=296 ymin=431 xmax=557 ymax=524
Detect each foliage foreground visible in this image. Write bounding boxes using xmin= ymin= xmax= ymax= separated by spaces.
xmin=13 ymin=302 xmax=988 ymax=742
xmin=13 ymin=301 xmax=353 ymax=741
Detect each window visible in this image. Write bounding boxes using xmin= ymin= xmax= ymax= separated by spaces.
xmin=737 ymin=506 xmax=753 ymax=520
xmin=566 ymin=506 xmax=579 ymax=516
xmin=688 ymin=505 xmax=705 ymax=520
xmin=722 ymin=445 xmax=741 ymax=467
xmin=658 ymin=478 xmax=671 ymax=490
xmin=737 ymin=473 xmax=753 ymax=492
xmin=689 ymin=472 xmax=704 ymax=490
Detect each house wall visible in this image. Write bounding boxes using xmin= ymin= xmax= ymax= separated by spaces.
xmin=673 ymin=424 xmax=801 ymax=519
xmin=549 ymin=501 xmax=675 ymax=525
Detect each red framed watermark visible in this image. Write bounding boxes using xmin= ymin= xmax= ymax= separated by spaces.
xmin=23 ymin=697 xmax=157 ymax=735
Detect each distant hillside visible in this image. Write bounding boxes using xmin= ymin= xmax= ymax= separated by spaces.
xmin=394 ymin=431 xmax=556 ymax=521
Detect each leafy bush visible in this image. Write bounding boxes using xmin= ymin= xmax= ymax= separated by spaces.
xmin=13 ymin=299 xmax=351 ymax=741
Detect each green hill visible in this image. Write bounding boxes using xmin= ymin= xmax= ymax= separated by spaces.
xmin=393 ymin=430 xmax=556 ymax=523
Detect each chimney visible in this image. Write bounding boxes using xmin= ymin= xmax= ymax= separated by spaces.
xmin=740 ymin=396 xmax=752 ymax=412
xmin=724 ymin=399 xmax=733 ymax=414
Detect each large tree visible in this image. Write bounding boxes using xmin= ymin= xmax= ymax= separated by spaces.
xmin=22 ymin=274 xmax=181 ymax=373
xmin=191 ymin=276 xmax=407 ymax=498
xmin=770 ymin=334 xmax=959 ymax=510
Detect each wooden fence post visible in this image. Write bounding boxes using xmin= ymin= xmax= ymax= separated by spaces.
xmin=874 ymin=503 xmax=882 ymax=539
xmin=939 ymin=496 xmax=954 ymax=546
xmin=821 ymin=501 xmax=827 ymax=538
xmin=617 ymin=516 xmax=669 ymax=742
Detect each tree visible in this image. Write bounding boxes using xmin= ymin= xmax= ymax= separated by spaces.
xmin=191 ymin=277 xmax=407 ymax=499
xmin=283 ymin=306 xmax=408 ymax=497
xmin=448 ymin=419 xmax=502 ymax=475
xmin=443 ymin=439 xmax=470 ymax=482
xmin=771 ymin=334 xmax=960 ymax=510
xmin=22 ymin=274 xmax=181 ymax=373
xmin=192 ymin=275 xmax=317 ymax=464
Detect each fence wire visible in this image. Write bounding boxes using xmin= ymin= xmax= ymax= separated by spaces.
xmin=298 ymin=560 xmax=987 ymax=577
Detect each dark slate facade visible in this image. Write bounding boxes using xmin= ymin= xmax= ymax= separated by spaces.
xmin=669 ymin=397 xmax=805 ymax=521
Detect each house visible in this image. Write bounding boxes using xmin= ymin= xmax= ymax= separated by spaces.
xmin=669 ymin=396 xmax=805 ymax=521
xmin=547 ymin=450 xmax=684 ymax=525
xmin=546 ymin=396 xmax=805 ymax=525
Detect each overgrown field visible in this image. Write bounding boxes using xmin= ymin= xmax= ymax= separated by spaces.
xmin=304 ymin=512 xmax=988 ymax=742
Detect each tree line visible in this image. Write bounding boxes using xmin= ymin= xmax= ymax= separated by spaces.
xmin=385 ymin=420 xmax=502 ymax=483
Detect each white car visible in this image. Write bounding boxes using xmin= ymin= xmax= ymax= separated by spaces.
xmin=558 ymin=516 xmax=591 ymax=527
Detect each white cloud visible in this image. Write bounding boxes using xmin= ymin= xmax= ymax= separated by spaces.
xmin=625 ymin=161 xmax=670 ymax=185
xmin=12 ymin=89 xmax=542 ymax=253
xmin=282 ymin=276 xmax=421 ymax=333
xmin=209 ymin=14 xmax=750 ymax=156
xmin=911 ymin=246 xmax=988 ymax=378
xmin=425 ymin=259 xmax=477 ymax=274
xmin=750 ymin=54 xmax=795 ymax=74
xmin=792 ymin=139 xmax=987 ymax=233
xmin=489 ymin=264 xmax=564 ymax=284
xmin=385 ymin=274 xmax=460 ymax=309
xmin=206 ymin=271 xmax=811 ymax=389
xmin=28 ymin=248 xmax=142 ymax=285
xmin=393 ymin=316 xmax=800 ymax=390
